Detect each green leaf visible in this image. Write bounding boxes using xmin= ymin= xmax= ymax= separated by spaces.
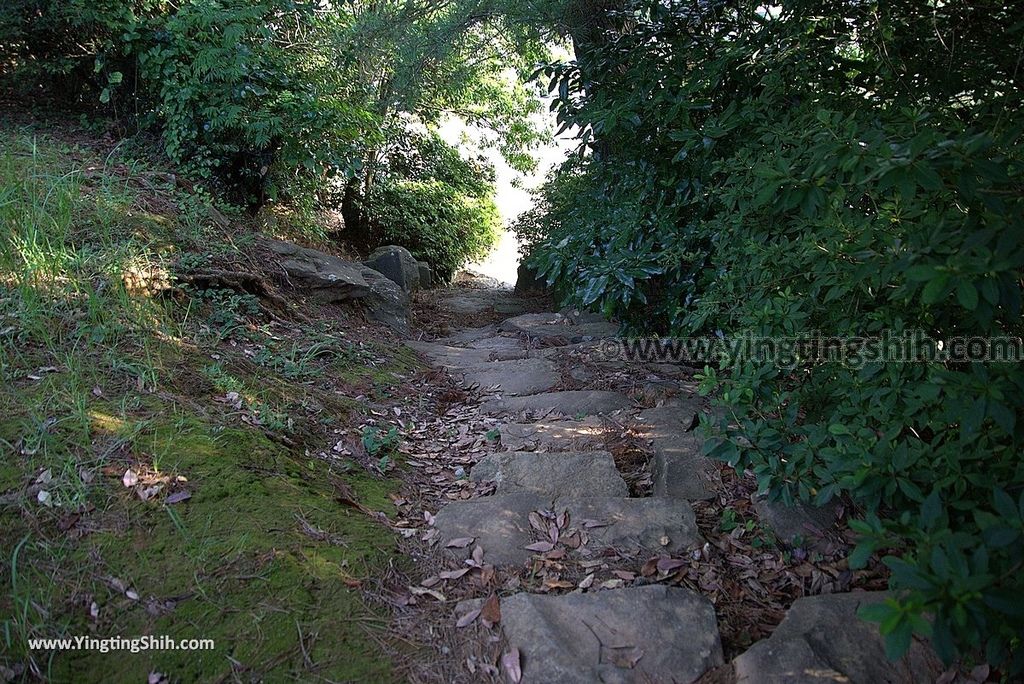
xmin=99 ymin=88 xmax=111 ymax=104
xmin=955 ymin=280 xmax=978 ymax=310
xmin=921 ymin=274 xmax=950 ymax=304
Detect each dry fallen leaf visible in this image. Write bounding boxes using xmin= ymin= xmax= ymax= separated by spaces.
xmin=445 ymin=537 xmax=475 ymax=549
xmin=408 ymin=586 xmax=446 ymax=601
xmin=501 ymin=647 xmax=522 ymax=683
xmin=480 ymin=593 xmax=501 ymax=626
xmin=524 ymin=541 xmax=554 ymax=553
xmin=165 ymin=491 xmax=191 ymax=505
xmin=122 ymin=469 xmax=139 ymax=487
xmin=456 ymin=607 xmax=481 ymax=628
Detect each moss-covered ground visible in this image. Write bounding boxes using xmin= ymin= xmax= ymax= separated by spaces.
xmin=0 ymin=124 xmax=417 ymax=682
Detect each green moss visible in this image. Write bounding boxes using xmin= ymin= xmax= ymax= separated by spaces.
xmin=46 ymin=418 xmax=398 ymax=682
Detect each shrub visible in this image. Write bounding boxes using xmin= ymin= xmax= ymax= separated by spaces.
xmin=357 ymin=178 xmax=499 ymax=283
xmin=527 ymin=0 xmax=1024 ymax=669
xmin=352 ymin=131 xmax=499 ymax=282
xmin=0 ymin=1 xmax=371 ymax=204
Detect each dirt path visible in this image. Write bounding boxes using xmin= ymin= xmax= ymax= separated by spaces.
xmin=389 ymin=281 xmax=941 ymax=683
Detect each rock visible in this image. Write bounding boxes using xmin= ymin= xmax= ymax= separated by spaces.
xmin=461 ymin=358 xmax=560 ymax=396
xmin=360 ymin=267 xmax=412 ymax=332
xmin=513 ymin=262 xmax=547 ymax=295
xmin=501 ymin=585 xmax=723 ymax=684
xmin=364 ymin=245 xmax=420 ymax=292
xmin=498 ymin=418 xmax=606 ymax=451
xmin=433 ymin=494 xmax=548 ymax=566
xmin=482 ymin=390 xmax=631 ymax=417
xmin=464 ymin=335 xmax=524 ymax=352
xmin=417 ymin=261 xmax=433 ymax=289
xmin=470 ymin=451 xmax=628 ymax=498
xmin=404 ymin=341 xmax=493 ymax=369
xmin=264 ymin=239 xmax=409 ymax=331
xmin=437 ymin=325 xmax=499 ymax=345
xmin=434 ymin=495 xmax=701 ymax=566
xmin=637 ymin=406 xmax=720 ymax=501
xmin=732 ymin=592 xmax=942 ymax=684
xmin=454 ymin=269 xmax=504 ymax=288
xmin=499 ymin=312 xmax=618 ymax=342
xmin=752 ymin=494 xmax=842 ymax=547
xmin=438 ymin=289 xmax=530 ymax=316
xmin=265 ymin=238 xmax=371 ymax=301
xmin=562 ymin=496 xmax=702 ymax=554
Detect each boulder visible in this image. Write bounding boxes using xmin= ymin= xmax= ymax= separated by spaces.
xmin=363 ymin=245 xmax=420 ymax=293
xmin=513 ymin=262 xmax=547 ymax=295
xmin=264 ymin=239 xmax=409 ymax=331
xmin=416 ymin=261 xmax=433 ymax=289
xmin=732 ymin=592 xmax=942 ymax=683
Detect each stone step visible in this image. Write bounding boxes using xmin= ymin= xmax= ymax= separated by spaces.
xmin=405 ymin=340 xmax=493 ymax=369
xmin=732 ymin=592 xmax=942 ymax=683
xmin=470 ymin=451 xmax=627 ymax=498
xmin=499 ymin=312 xmax=618 ymax=343
xmin=494 ymin=585 xmax=723 ymax=684
xmin=437 ymin=289 xmax=530 ymax=316
xmin=482 ymin=390 xmax=631 ymax=417
xmin=498 ymin=418 xmax=606 ymax=451
xmin=461 ymin=358 xmax=560 ymax=396
xmin=637 ymin=405 xmax=720 ymax=501
xmin=436 ymin=325 xmax=498 ymax=346
xmin=464 ymin=335 xmax=526 ymax=352
xmin=433 ymin=495 xmax=701 ymax=567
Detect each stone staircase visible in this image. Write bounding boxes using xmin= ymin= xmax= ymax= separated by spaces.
xmin=407 ymin=293 xmax=941 ymax=683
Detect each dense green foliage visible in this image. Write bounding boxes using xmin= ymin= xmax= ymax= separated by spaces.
xmin=0 ymin=0 xmax=548 ymax=269
xmin=352 ymin=132 xmax=501 ymax=282
xmin=521 ymin=1 xmax=1024 ymax=668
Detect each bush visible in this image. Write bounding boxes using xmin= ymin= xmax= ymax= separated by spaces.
xmin=527 ymin=0 xmax=1024 ymax=669
xmin=0 ymin=1 xmax=371 ymax=204
xmin=351 ymin=131 xmax=499 ymax=282
xmin=357 ymin=178 xmax=499 ymax=283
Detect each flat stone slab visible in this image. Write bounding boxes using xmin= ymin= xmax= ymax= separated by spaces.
xmin=470 ymin=451 xmax=628 ymax=498
xmin=483 ymin=391 xmax=631 ymax=417
xmin=404 ymin=341 xmax=492 ymax=369
xmin=501 ymin=585 xmax=723 ymax=683
xmin=499 ymin=312 xmax=619 ymax=342
xmin=637 ymin=405 xmax=720 ymax=501
xmin=733 ymin=592 xmax=942 ymax=684
xmin=433 ymin=494 xmax=547 ymax=567
xmin=434 ymin=495 xmax=701 ymax=566
xmin=461 ymin=358 xmax=560 ymax=396
xmin=564 ymin=496 xmax=701 ymax=554
xmin=464 ymin=335 xmax=526 ymax=352
xmin=499 ymin=418 xmax=606 ymax=451
xmin=437 ymin=325 xmax=498 ymax=345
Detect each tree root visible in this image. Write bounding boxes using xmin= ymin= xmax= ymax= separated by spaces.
xmin=178 ymin=268 xmax=309 ymax=323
